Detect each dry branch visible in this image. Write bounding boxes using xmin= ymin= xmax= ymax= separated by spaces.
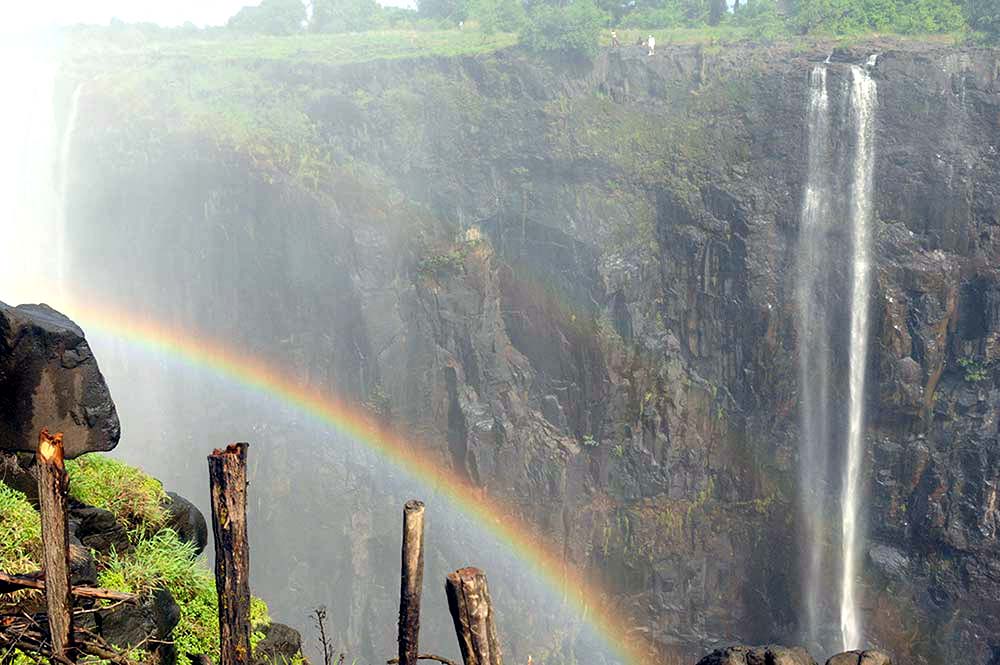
xmin=0 ymin=572 xmax=137 ymax=602
xmin=398 ymin=499 xmax=426 ymax=665
xmin=36 ymin=429 xmax=73 ymax=661
xmin=208 ymin=442 xmax=251 ymax=665
xmin=0 ymin=614 xmax=141 ymax=665
xmin=387 ymin=654 xmax=460 ymax=665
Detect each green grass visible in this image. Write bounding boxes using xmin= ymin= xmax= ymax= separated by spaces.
xmin=99 ymin=529 xmax=271 ymax=665
xmin=66 ymin=454 xmax=170 ymax=528
xmin=0 ymin=484 xmax=41 ymax=577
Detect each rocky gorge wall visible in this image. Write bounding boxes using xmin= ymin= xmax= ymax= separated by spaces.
xmin=62 ymin=39 xmax=1000 ymax=664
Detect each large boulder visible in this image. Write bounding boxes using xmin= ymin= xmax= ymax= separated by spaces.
xmin=696 ymin=645 xmax=818 ymax=665
xmin=97 ymin=587 xmax=180 ymax=665
xmin=252 ymin=622 xmax=304 ymax=665
xmin=165 ymin=491 xmax=209 ymax=555
xmin=0 ymin=302 xmax=120 ymax=458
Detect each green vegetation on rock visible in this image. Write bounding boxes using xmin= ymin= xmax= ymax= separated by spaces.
xmin=1 ymin=455 xmax=278 ymax=665
xmin=66 ymin=453 xmax=170 ymax=528
xmin=99 ymin=529 xmax=271 ymax=665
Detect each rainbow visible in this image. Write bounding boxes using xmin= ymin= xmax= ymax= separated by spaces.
xmin=65 ymin=301 xmax=653 ymax=665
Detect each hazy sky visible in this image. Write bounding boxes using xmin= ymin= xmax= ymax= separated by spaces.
xmin=11 ymin=0 xmax=415 ymax=30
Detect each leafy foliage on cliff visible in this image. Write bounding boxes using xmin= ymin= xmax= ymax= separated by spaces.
xmin=520 ymin=0 xmax=610 ymax=55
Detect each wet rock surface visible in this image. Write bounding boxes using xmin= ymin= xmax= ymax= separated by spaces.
xmin=0 ymin=302 xmax=120 ymax=458
xmin=67 ymin=40 xmax=1000 ymax=664
xmin=164 ymin=491 xmax=209 ymax=555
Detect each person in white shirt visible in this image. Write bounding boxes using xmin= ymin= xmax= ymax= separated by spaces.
xmin=647 ymin=34 xmax=655 ymax=55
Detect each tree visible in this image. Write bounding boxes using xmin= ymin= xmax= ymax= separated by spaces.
xmin=468 ymin=0 xmax=528 ymax=33
xmin=521 ymin=0 xmax=609 ymax=56
xmin=966 ymin=0 xmax=1000 ymax=39
xmin=227 ymin=0 xmax=307 ymax=34
xmin=311 ymin=0 xmax=380 ymax=31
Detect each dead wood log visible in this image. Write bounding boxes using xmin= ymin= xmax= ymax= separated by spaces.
xmin=0 ymin=571 xmax=137 ymax=602
xmin=445 ymin=567 xmax=503 ymax=665
xmin=398 ymin=499 xmax=426 ymax=665
xmin=36 ymin=429 xmax=73 ymax=661
xmin=208 ymin=442 xmax=251 ymax=665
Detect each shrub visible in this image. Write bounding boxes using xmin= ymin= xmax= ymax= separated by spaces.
xmin=966 ymin=0 xmax=1000 ymax=40
xmin=893 ymin=0 xmax=966 ymax=32
xmin=469 ymin=0 xmax=528 ymax=34
xmin=67 ymin=454 xmax=170 ymax=528
xmin=521 ymin=0 xmax=610 ymax=56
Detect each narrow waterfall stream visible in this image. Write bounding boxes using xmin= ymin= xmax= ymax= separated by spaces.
xmin=797 ymin=60 xmax=877 ymax=653
xmin=840 ymin=63 xmax=877 ymax=652
xmin=796 ymin=64 xmax=834 ymax=648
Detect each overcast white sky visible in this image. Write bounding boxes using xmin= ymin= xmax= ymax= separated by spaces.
xmin=10 ymin=0 xmax=414 ymax=30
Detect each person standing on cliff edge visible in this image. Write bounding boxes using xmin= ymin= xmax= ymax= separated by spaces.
xmin=647 ymin=34 xmax=655 ymax=55
xmin=611 ymin=30 xmax=620 ymax=47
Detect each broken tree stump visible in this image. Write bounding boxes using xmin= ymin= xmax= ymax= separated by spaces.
xmin=208 ymin=442 xmax=251 ymax=665
xmin=36 ymin=428 xmax=73 ymax=661
xmin=398 ymin=500 xmax=426 ymax=665
xmin=445 ymin=567 xmax=503 ymax=665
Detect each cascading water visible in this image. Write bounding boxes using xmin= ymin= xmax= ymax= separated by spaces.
xmin=796 ymin=65 xmax=834 ymax=648
xmin=796 ymin=61 xmax=877 ymax=653
xmin=840 ymin=63 xmax=877 ymax=652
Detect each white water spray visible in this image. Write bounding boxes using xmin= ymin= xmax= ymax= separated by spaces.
xmin=796 ymin=65 xmax=833 ymax=647
xmin=0 ymin=55 xmax=62 ymax=306
xmin=840 ymin=64 xmax=877 ymax=652
xmin=55 ymin=82 xmax=84 ymax=294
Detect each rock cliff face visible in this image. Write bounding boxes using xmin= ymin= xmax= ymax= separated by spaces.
xmin=64 ymin=40 xmax=1000 ymax=664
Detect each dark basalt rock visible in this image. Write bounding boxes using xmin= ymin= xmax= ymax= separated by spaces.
xmin=164 ymin=491 xmax=209 ymax=555
xmin=826 ymin=651 xmax=892 ymax=665
xmin=696 ymin=645 xmax=817 ymax=665
xmin=252 ymin=622 xmax=304 ymax=665
xmin=0 ymin=302 xmax=120 ymax=458
xmin=97 ymin=588 xmax=180 ymax=664
xmin=71 ymin=501 xmax=132 ymax=555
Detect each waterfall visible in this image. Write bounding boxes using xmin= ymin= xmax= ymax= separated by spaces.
xmin=796 ymin=61 xmax=877 ymax=653
xmin=840 ymin=64 xmax=877 ymax=652
xmin=55 ymin=82 xmax=84 ymax=294
xmin=796 ymin=65 xmax=834 ymax=648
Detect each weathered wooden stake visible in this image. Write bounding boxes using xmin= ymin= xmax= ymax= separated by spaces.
xmin=398 ymin=499 xmax=426 ymax=665
xmin=208 ymin=442 xmax=251 ymax=665
xmin=36 ymin=428 xmax=73 ymax=662
xmin=445 ymin=567 xmax=503 ymax=665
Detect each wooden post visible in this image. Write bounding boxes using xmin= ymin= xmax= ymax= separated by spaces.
xmin=398 ymin=500 xmax=426 ymax=665
xmin=208 ymin=443 xmax=251 ymax=665
xmin=445 ymin=567 xmax=503 ymax=665
xmin=36 ymin=428 xmax=73 ymax=661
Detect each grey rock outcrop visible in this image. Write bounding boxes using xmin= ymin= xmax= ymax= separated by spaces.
xmin=0 ymin=302 xmax=120 ymax=458
xmin=696 ymin=645 xmax=818 ymax=665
